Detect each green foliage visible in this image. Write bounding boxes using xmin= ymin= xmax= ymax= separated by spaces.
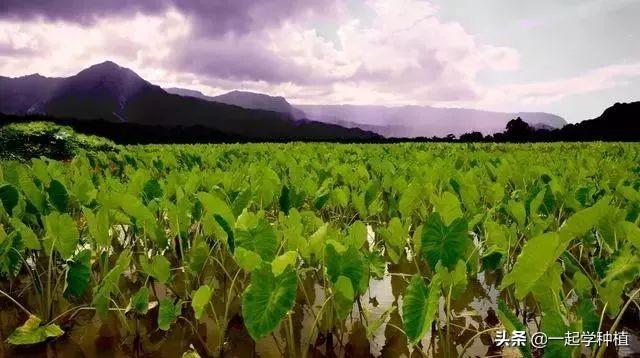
xmin=0 ymin=141 xmax=636 ymax=356
xmin=421 ymin=213 xmax=469 ymax=270
xmin=402 ymin=274 xmax=442 ymax=345
xmin=7 ymin=315 xmax=64 ymax=345
xmin=242 ymin=264 xmax=297 ymax=340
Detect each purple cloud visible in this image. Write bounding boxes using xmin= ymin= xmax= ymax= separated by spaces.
xmin=0 ymin=0 xmax=335 ymax=34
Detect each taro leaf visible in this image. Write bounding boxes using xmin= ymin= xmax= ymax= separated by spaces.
xmin=541 ymin=310 xmax=571 ymax=358
xmin=366 ymin=306 xmax=396 ymax=338
xmin=73 ymin=177 xmax=97 ymax=206
xmin=241 ymin=264 xmax=297 ymax=341
xmin=378 ymin=217 xmax=407 ymax=264
xmin=18 ymin=173 xmax=45 ymax=213
xmin=507 ymin=200 xmax=526 ymax=227
xmin=271 ymin=251 xmax=297 ymax=276
xmin=182 ymin=350 xmax=201 ymax=358
xmin=333 ymin=275 xmax=354 ymax=319
xmin=0 ymin=229 xmax=23 ymax=277
xmin=484 ymin=220 xmax=510 ymax=255
xmin=43 ymin=212 xmax=79 ymax=260
xmin=497 ymin=299 xmax=532 ymax=358
xmin=573 ymin=272 xmax=592 ymax=297
xmin=158 ymin=298 xmax=182 ymax=331
xmin=346 ymin=220 xmax=367 ymax=249
xmin=187 ymin=240 xmax=209 ymax=274
xmin=500 ymin=232 xmax=563 ymax=299
xmin=235 ymin=219 xmax=277 ymax=261
xmin=325 ymin=243 xmax=365 ymax=294
xmin=579 ymin=299 xmax=599 ymax=333
xmin=421 ymin=213 xmax=469 ymax=270
xmin=313 ymin=189 xmax=331 ymax=210
xmin=11 ymin=218 xmax=40 ymax=250
xmin=64 ymin=249 xmax=91 ymax=299
xmin=601 ymin=246 xmax=640 ymax=285
xmin=365 ymin=249 xmax=387 ymax=279
xmin=402 ymin=274 xmax=442 ymax=345
xmin=92 ymin=250 xmax=131 ymax=318
xmin=234 ymin=247 xmax=263 ymax=272
xmin=399 ymin=181 xmax=421 ymax=218
xmin=435 ymin=260 xmax=468 ymax=299
xmin=232 ymin=188 xmax=252 ymax=218
xmin=433 ymin=191 xmax=463 ymax=225
xmin=83 ymin=207 xmax=110 ymax=249
xmin=599 ymin=280 xmax=625 ymax=316
xmin=191 ymin=285 xmax=213 ymax=320
xmin=364 ymin=180 xmax=380 ymax=208
xmin=0 ymin=184 xmax=19 ymax=215
xmin=141 ymin=255 xmax=171 ymax=284
xmin=47 ymin=179 xmax=69 ymax=212
xmin=616 ymin=221 xmax=640 ymax=250
xmin=196 ymin=192 xmax=235 ymax=227
xmin=559 ymin=197 xmax=610 ymax=242
xmin=214 ymin=214 xmax=235 ymax=253
xmin=142 ymin=179 xmax=163 ymax=204
xmin=127 ymin=287 xmax=150 ymax=315
xmin=7 ymin=315 xmax=64 ymax=345
xmin=279 ymin=185 xmax=292 ymax=214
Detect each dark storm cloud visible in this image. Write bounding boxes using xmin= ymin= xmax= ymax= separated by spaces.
xmin=0 ymin=0 xmax=334 ymax=34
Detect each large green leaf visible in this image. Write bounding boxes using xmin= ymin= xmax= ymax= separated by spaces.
xmin=420 ymin=213 xmax=469 ymax=270
xmin=7 ymin=315 xmax=64 ymax=345
xmin=127 ymin=287 xmax=150 ymax=315
xmin=64 ymin=249 xmax=91 ymax=299
xmin=92 ymin=250 xmax=131 ymax=318
xmin=158 ymin=298 xmax=182 ymax=331
xmin=271 ymin=251 xmax=297 ymax=276
xmin=333 ymin=275 xmax=354 ymax=319
xmin=83 ymin=207 xmax=110 ymax=249
xmin=191 ymin=285 xmax=213 ymax=320
xmin=433 ymin=191 xmax=462 ymax=225
xmin=402 ymin=274 xmax=442 ymax=345
xmin=325 ymin=243 xmax=365 ymax=293
xmin=500 ymin=232 xmax=563 ymax=299
xmin=399 ymin=181 xmax=422 ymax=218
xmin=0 ymin=184 xmax=19 ymax=215
xmin=47 ymin=179 xmax=69 ymax=212
xmin=234 ymin=247 xmax=263 ymax=272
xmin=44 ymin=212 xmax=79 ymax=260
xmin=435 ymin=260 xmax=468 ymax=299
xmin=10 ymin=218 xmax=39 ymax=250
xmin=242 ymin=264 xmax=297 ymax=341
xmin=141 ymin=255 xmax=171 ymax=284
xmin=235 ymin=219 xmax=277 ymax=261
xmin=559 ymin=197 xmax=610 ymax=242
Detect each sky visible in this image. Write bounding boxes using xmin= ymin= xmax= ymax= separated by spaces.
xmin=0 ymin=0 xmax=638 ymax=123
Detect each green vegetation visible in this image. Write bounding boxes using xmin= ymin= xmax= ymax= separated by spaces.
xmin=0 ymin=142 xmax=639 ymax=356
xmin=0 ymin=121 xmax=116 ymax=161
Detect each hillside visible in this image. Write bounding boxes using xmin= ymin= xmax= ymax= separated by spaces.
xmin=0 ymin=62 xmax=379 ymax=140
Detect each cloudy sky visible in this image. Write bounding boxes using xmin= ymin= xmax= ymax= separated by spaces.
xmin=0 ymin=0 xmax=638 ymax=122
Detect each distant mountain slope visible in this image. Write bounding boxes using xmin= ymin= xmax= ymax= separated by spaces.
xmin=0 ymin=74 xmax=63 ymax=114
xmin=166 ymin=87 xmax=306 ymax=120
xmin=296 ymin=104 xmax=566 ymax=137
xmin=559 ymin=101 xmax=640 ymax=140
xmin=0 ymin=62 xmax=379 ymax=140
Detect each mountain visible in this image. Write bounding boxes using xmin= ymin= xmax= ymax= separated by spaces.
xmin=166 ymin=88 xmax=306 ymax=120
xmin=558 ymin=101 xmax=640 ymax=140
xmin=0 ymin=62 xmax=379 ymax=140
xmin=295 ymin=105 xmax=566 ymax=137
xmin=0 ymin=74 xmax=64 ymax=115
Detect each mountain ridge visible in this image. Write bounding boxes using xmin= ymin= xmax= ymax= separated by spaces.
xmin=0 ymin=61 xmax=379 ymax=140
